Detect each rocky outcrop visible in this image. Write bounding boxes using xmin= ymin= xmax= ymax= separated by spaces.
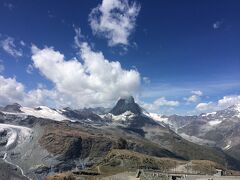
xmin=2 ymin=103 xmax=22 ymax=113
xmin=1 ymin=99 xmax=240 ymax=179
xmin=38 ymin=123 xmax=114 ymax=162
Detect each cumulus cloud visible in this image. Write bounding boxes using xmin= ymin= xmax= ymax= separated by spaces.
xmin=0 ymin=75 xmax=25 ymax=105
xmin=0 ymin=37 xmax=23 ymax=58
xmin=185 ymin=90 xmax=203 ymax=103
xmin=195 ymin=95 xmax=240 ymax=112
xmin=142 ymin=97 xmax=179 ymax=112
xmin=0 ymin=29 xmax=141 ymax=108
xmin=0 ymin=75 xmax=73 ymax=107
xmin=89 ymin=0 xmax=141 ymax=46
xmin=195 ymin=102 xmax=214 ymax=112
xmin=218 ymin=95 xmax=240 ymax=108
xmin=24 ymin=88 xmax=60 ymax=107
xmin=30 ymin=33 xmax=140 ymax=108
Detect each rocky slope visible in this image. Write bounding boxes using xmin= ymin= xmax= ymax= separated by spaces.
xmin=153 ymin=104 xmax=240 ymax=161
xmin=45 ymin=149 xmax=232 ymax=180
xmin=0 ymin=98 xmax=240 ymax=179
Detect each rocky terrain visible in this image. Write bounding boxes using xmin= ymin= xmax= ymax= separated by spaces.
xmin=45 ymin=150 xmax=235 ymax=180
xmin=0 ymin=97 xmax=240 ymax=179
xmin=155 ymin=104 xmax=240 ymax=161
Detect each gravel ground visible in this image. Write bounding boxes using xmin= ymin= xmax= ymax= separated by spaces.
xmin=101 ymin=172 xmax=139 ymax=180
xmin=185 ymin=175 xmax=240 ymax=180
xmin=101 ymin=172 xmax=240 ymax=180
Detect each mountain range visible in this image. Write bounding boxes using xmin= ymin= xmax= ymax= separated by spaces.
xmin=0 ymin=96 xmax=240 ymax=179
xmin=159 ymin=104 xmax=240 ymax=161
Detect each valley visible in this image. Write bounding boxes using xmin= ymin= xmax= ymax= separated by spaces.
xmin=1 ymin=0 xmax=239 ymax=179
xmin=0 ymin=97 xmax=240 ymax=179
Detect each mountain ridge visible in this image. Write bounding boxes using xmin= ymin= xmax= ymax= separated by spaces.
xmin=1 ymin=97 xmax=240 ymax=179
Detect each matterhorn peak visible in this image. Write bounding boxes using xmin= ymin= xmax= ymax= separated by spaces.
xmin=120 ymin=95 xmax=135 ymax=103
xmin=110 ymin=96 xmax=142 ymax=115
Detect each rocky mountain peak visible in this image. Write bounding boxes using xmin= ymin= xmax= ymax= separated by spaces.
xmin=122 ymin=96 xmax=135 ymax=104
xmin=232 ymin=103 xmax=240 ymax=112
xmin=110 ymin=96 xmax=142 ymax=115
xmin=2 ymin=103 xmax=22 ymax=113
xmin=219 ymin=104 xmax=240 ymax=118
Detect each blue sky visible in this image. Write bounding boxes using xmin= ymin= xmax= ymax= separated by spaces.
xmin=0 ymin=0 xmax=240 ymax=115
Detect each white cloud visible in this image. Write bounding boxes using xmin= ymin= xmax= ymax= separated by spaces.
xmin=143 ymin=77 xmax=150 ymax=84
xmin=20 ymin=40 xmax=26 ymax=46
xmin=0 ymin=75 xmax=25 ymax=105
xmin=142 ymin=97 xmax=179 ymax=112
xmin=185 ymin=90 xmax=203 ymax=103
xmin=30 ymin=35 xmax=140 ymax=108
xmin=0 ymin=29 xmax=141 ymax=108
xmin=195 ymin=102 xmax=214 ymax=112
xmin=213 ymin=21 xmax=223 ymax=29
xmin=191 ymin=90 xmax=203 ymax=96
xmin=0 ymin=37 xmax=23 ymax=58
xmin=186 ymin=95 xmax=198 ymax=103
xmin=89 ymin=0 xmax=141 ymax=46
xmin=217 ymin=95 xmax=240 ymax=108
xmin=26 ymin=64 xmax=34 ymax=74
xmin=24 ymin=88 xmax=59 ymax=107
xmin=0 ymin=75 xmax=66 ymax=107
xmin=195 ymin=95 xmax=240 ymax=112
xmin=47 ymin=10 xmax=56 ymax=18
xmin=154 ymin=97 xmax=179 ymax=107
xmin=3 ymin=2 xmax=14 ymax=10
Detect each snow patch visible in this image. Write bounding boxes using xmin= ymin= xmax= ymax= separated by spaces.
xmin=234 ymin=104 xmax=240 ymax=112
xmin=0 ymin=123 xmax=32 ymax=149
xmin=202 ymin=112 xmax=216 ymax=117
xmin=0 ymin=127 xmax=5 ymax=133
xmin=20 ymin=106 xmax=68 ymax=121
xmin=208 ymin=119 xmax=222 ymax=126
xmin=143 ymin=112 xmax=168 ymax=123
xmin=6 ymin=130 xmax=17 ymax=148
xmin=102 ymin=111 xmax=135 ymax=121
xmin=179 ymin=133 xmax=215 ymax=146
xmin=224 ymin=144 xmax=231 ymax=150
xmin=234 ymin=104 xmax=240 ymax=118
xmin=223 ymin=140 xmax=232 ymax=150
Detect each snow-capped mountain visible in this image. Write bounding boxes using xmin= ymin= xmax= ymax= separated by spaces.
xmin=0 ymin=103 xmax=107 ymax=124
xmin=1 ymin=104 xmax=69 ymax=121
xmin=0 ymin=103 xmax=23 ymax=113
xmin=110 ymin=96 xmax=142 ymax=115
xmin=21 ymin=106 xmax=69 ymax=121
xmin=1 ymin=98 xmax=240 ymax=179
xmin=150 ymin=104 xmax=240 ymax=161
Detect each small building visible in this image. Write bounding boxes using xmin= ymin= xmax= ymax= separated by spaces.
xmin=214 ymin=169 xmax=224 ymax=176
xmin=136 ymin=169 xmax=141 ymax=178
